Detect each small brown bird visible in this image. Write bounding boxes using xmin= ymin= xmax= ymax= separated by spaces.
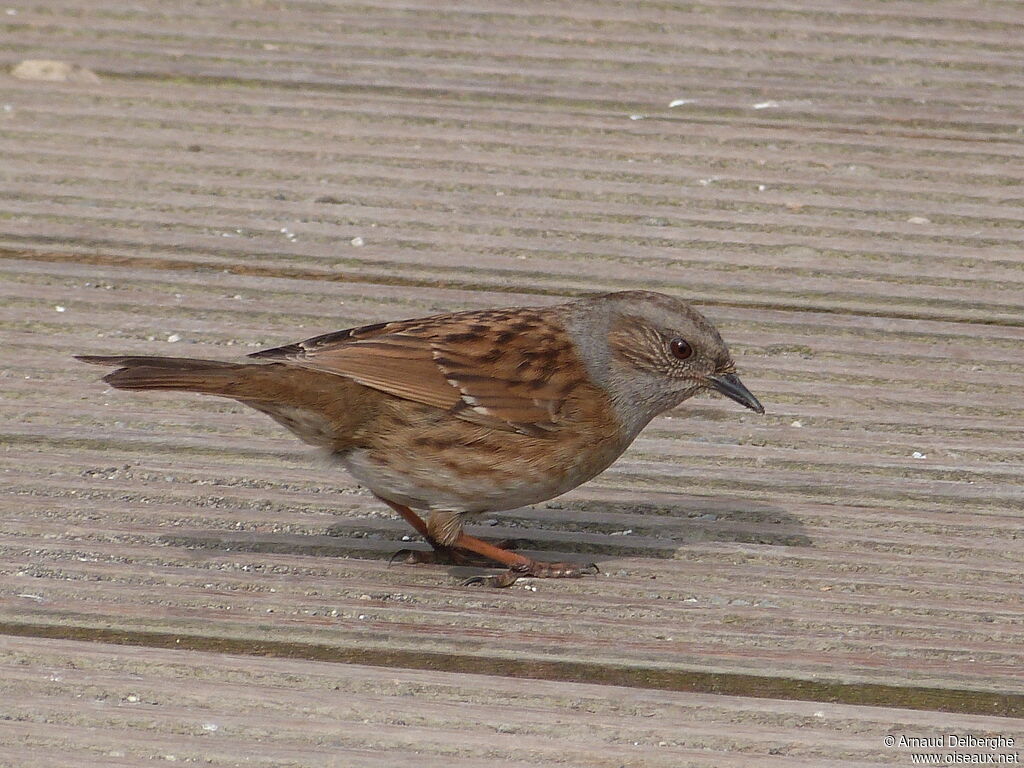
xmin=78 ymin=290 xmax=763 ymax=586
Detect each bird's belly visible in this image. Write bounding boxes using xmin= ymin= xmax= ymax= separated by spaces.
xmin=340 ymin=432 xmax=627 ymax=514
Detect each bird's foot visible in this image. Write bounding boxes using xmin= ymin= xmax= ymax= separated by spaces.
xmin=462 ymin=560 xmax=600 ymax=588
xmin=390 ymin=545 xmax=487 ymax=568
xmin=389 ymin=537 xmax=530 ymax=568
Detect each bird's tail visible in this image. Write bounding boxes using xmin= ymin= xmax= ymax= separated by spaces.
xmin=75 ymin=355 xmax=256 ymax=395
xmin=75 ymin=354 xmax=373 ymax=450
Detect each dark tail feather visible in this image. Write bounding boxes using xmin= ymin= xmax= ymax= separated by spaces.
xmin=77 ymin=354 xmax=367 ymax=450
xmin=75 ymin=355 xmax=250 ymax=394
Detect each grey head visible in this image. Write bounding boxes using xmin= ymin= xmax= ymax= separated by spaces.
xmin=558 ymin=290 xmax=763 ymax=437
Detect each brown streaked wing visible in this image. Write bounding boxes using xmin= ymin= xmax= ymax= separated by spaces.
xmin=249 ymin=319 xmax=399 ymax=358
xmin=252 ymin=320 xmax=461 ymax=413
xmin=249 ymin=309 xmax=583 ymax=436
xmin=431 ymin=311 xmax=583 ymax=435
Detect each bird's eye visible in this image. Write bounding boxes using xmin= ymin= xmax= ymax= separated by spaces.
xmin=669 ymin=337 xmax=693 ymax=360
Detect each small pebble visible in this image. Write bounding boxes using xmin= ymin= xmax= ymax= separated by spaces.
xmin=911 ymin=451 xmax=927 ymax=459
xmin=790 ymin=420 xmax=803 ymax=428
xmin=668 ymin=98 xmax=694 ymax=107
xmin=907 ymin=216 xmax=931 ymax=224
xmin=54 ymin=305 xmax=66 ymax=312
xmin=628 ymin=114 xmax=646 ymax=120
xmin=166 ymin=334 xmax=181 ymax=343
xmin=752 ymin=101 xmax=779 ymax=109
xmin=350 ymin=236 xmax=365 ymax=246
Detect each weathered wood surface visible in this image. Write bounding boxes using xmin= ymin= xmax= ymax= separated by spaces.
xmin=1 ymin=0 xmax=1023 ymax=763
xmin=2 ymin=634 xmax=1019 ymax=768
xmin=9 ymin=635 xmax=1021 ymax=768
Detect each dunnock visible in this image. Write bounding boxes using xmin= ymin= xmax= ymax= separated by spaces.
xmin=78 ymin=290 xmax=763 ymax=586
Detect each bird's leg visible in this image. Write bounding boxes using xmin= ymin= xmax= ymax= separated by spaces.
xmin=375 ymin=495 xmax=431 ymax=538
xmin=375 ymin=496 xmax=501 ymax=567
xmin=451 ymin=532 xmax=599 ymax=587
xmin=375 ymin=497 xmax=596 ymax=585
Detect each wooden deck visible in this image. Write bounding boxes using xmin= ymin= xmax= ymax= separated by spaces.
xmin=1 ymin=0 xmax=1023 ymax=764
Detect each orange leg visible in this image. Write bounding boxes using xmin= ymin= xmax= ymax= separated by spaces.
xmin=376 ymin=495 xmax=508 ymax=569
xmin=447 ymin=531 xmax=530 ymax=568
xmin=375 ymin=495 xmax=598 ymax=587
xmin=450 ymin=531 xmax=598 ymax=587
xmin=376 ymin=495 xmax=478 ymax=564
xmin=375 ymin=495 xmax=430 ymax=539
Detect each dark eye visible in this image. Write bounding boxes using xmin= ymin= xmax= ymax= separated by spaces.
xmin=669 ymin=337 xmax=693 ymax=360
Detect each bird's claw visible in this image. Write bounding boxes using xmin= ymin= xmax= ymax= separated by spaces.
xmin=462 ymin=560 xmax=600 ymax=588
xmin=388 ymin=547 xmax=435 ymax=566
xmin=389 ymin=544 xmax=498 ymax=568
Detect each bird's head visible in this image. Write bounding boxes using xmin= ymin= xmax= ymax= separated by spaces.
xmin=565 ymin=290 xmax=763 ymax=434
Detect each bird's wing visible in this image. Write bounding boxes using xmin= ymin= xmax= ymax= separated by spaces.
xmin=249 ymin=308 xmax=583 ymax=436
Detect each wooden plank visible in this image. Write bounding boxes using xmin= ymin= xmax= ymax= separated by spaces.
xmin=1 ymin=0 xmax=1023 ymax=759
xmin=0 ymin=635 xmax=1018 ymax=768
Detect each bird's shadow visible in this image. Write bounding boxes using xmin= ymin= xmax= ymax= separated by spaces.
xmin=344 ymin=494 xmax=811 ymax=579
xmin=457 ymin=495 xmax=812 ymax=562
xmin=158 ymin=495 xmax=810 ymax=579
xmin=544 ymin=496 xmax=812 ymax=550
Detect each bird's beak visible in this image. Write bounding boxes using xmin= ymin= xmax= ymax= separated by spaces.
xmin=708 ymin=373 xmax=765 ymax=414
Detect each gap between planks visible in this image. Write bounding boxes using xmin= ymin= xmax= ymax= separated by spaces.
xmin=0 ymin=621 xmax=1020 ymax=719
xmin=3 ymin=247 xmax=1023 ymax=328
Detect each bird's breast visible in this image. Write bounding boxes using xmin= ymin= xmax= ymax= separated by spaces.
xmin=339 ymin=390 xmax=629 ymax=513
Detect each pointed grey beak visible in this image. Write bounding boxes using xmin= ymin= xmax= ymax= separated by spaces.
xmin=709 ymin=373 xmax=764 ymax=414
